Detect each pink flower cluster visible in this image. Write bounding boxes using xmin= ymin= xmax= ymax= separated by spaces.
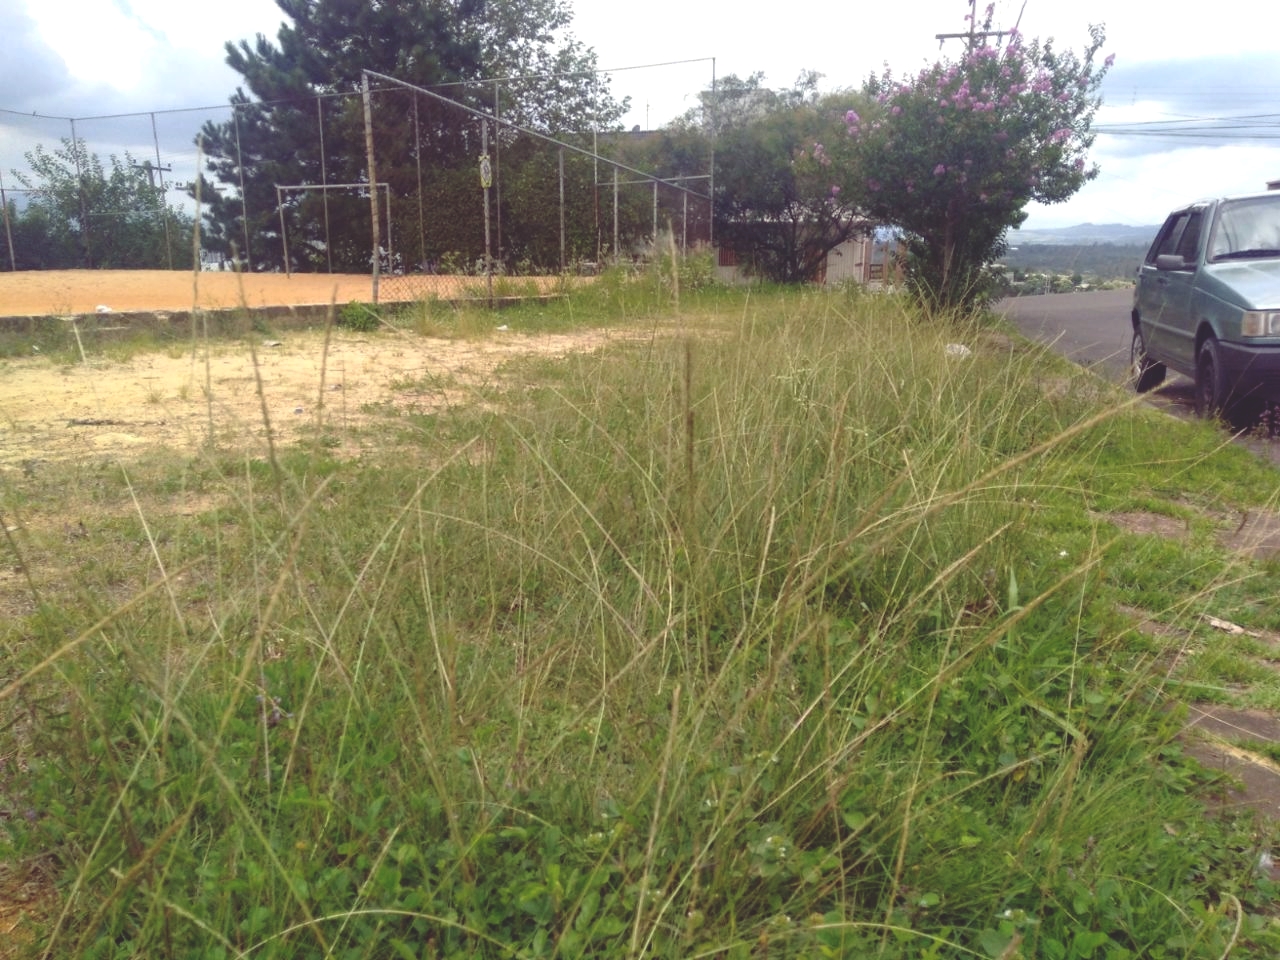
xmin=846 ymin=28 xmax=1110 ymax=206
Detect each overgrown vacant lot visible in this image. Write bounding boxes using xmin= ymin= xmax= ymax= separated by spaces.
xmin=3 ymin=275 xmax=1280 ymax=958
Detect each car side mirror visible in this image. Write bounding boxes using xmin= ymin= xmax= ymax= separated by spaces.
xmin=1155 ymin=253 xmax=1189 ymax=271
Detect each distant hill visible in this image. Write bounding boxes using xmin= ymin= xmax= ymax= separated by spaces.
xmin=1009 ymin=223 xmax=1160 ymax=246
xmin=999 ymin=242 xmax=1146 ymax=281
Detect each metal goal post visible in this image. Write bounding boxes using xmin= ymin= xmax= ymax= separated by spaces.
xmin=275 ymin=182 xmax=392 ymax=285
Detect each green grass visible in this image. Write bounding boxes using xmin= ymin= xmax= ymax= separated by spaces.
xmin=3 ymin=273 xmax=1280 ymax=958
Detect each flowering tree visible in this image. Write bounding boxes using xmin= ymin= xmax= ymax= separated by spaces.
xmin=844 ymin=7 xmax=1112 ymax=307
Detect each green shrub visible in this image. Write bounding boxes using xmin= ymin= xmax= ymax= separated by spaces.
xmin=337 ymin=300 xmax=380 ymax=331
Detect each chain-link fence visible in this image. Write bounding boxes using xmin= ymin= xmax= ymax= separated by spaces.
xmin=1 ymin=58 xmax=715 ymax=299
xmin=361 ymin=70 xmax=713 ymax=303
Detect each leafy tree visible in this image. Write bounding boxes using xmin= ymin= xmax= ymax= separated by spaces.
xmin=11 ymin=138 xmax=193 ymax=270
xmin=197 ymin=0 xmax=624 ymax=272
xmin=843 ymin=8 xmax=1112 ymax=307
xmin=495 ymin=139 xmax=604 ymax=270
xmin=662 ymin=73 xmax=866 ymax=284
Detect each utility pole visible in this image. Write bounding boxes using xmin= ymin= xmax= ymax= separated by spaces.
xmin=0 ymin=169 xmax=15 ymax=271
xmin=133 ymin=159 xmax=175 ymax=269
xmin=132 ymin=159 xmax=173 ymax=191
xmin=934 ymin=0 xmax=1014 ymax=49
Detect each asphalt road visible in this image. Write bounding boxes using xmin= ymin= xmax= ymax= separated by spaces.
xmin=995 ymin=288 xmax=1133 ymax=379
xmin=997 ymin=288 xmax=1280 ymax=466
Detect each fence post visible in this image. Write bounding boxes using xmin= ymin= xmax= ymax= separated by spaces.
xmin=482 ymin=120 xmax=493 ymax=307
xmin=0 ymin=170 xmax=16 ymax=271
xmin=683 ymin=191 xmax=688 ymax=253
xmin=559 ymin=148 xmax=566 ymax=273
xmin=384 ymin=186 xmax=393 ymax=275
xmin=69 ymin=119 xmax=93 ymax=268
xmin=652 ymin=181 xmax=658 ymax=247
xmin=493 ymin=80 xmax=502 ymax=266
xmin=362 ymin=72 xmax=381 ymax=304
xmin=318 ymin=96 xmax=333 ymax=273
xmin=233 ymin=107 xmax=253 ymax=272
xmin=149 ymin=113 xmax=173 ymax=269
xmin=414 ymin=95 xmax=425 ymax=270
xmin=277 ymin=185 xmax=290 ymax=278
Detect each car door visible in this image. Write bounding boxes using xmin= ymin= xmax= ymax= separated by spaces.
xmin=1136 ymin=207 xmax=1204 ymax=373
xmin=1159 ymin=208 xmax=1205 ymax=370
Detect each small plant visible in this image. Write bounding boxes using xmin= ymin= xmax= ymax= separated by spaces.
xmin=437 ymin=250 xmax=466 ymax=275
xmin=337 ymin=300 xmax=380 ymax=332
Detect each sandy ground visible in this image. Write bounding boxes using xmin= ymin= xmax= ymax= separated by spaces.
xmin=0 ymin=267 xmax=592 ymax=468
xmin=0 ymin=326 xmax=629 ymax=469
xmin=0 ymin=269 xmax=522 ymax=316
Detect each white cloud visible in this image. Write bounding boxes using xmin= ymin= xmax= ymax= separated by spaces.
xmin=25 ymin=1 xmax=155 ymax=90
xmin=6 ymin=0 xmax=1279 ymax=229
xmin=1025 ymin=141 xmax=1280 ymax=229
xmin=21 ymin=0 xmax=285 ymax=95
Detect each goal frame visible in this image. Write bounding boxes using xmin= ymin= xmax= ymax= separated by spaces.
xmin=274 ymin=181 xmax=392 ymax=285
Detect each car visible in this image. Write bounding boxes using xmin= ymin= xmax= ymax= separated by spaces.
xmin=1130 ymin=192 xmax=1280 ymax=419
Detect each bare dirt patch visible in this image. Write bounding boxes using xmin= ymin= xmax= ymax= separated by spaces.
xmin=0 ymin=859 xmax=57 ymax=959
xmin=0 ymin=327 xmax=634 ymax=470
xmin=1100 ymin=509 xmax=1190 ymax=541
xmin=1098 ymin=504 xmax=1280 ymax=562
xmin=1220 ymin=510 xmax=1280 ymax=560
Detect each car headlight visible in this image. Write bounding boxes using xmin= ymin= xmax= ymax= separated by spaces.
xmin=1241 ymin=311 xmax=1280 ymax=337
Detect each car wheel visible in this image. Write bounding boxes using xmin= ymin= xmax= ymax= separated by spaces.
xmin=1194 ymin=337 xmax=1228 ymax=419
xmin=1130 ymin=326 xmax=1165 ymax=393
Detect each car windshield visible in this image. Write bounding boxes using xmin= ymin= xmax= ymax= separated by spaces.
xmin=1207 ymin=196 xmax=1280 ymax=261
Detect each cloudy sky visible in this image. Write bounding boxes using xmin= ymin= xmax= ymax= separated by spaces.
xmin=3 ymin=0 xmax=1279 ymax=230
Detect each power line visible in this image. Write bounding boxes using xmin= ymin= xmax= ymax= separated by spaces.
xmin=0 ymin=58 xmax=716 ymax=126
xmin=1098 ymin=130 xmax=1280 ymax=141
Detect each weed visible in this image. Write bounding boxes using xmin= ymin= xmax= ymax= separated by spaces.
xmin=337 ymin=301 xmax=380 ymax=332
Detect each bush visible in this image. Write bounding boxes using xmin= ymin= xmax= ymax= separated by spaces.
xmin=337 ymin=301 xmax=380 ymax=331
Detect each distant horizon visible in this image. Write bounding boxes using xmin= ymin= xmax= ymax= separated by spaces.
xmin=1013 ymin=219 xmax=1161 ymax=236
xmin=1015 ymin=218 xmax=1161 ymax=232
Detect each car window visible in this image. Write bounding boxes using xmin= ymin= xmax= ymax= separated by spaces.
xmin=1208 ymin=196 xmax=1280 ymax=260
xmin=1173 ymin=211 xmax=1203 ymax=261
xmin=1150 ymin=213 xmax=1190 ymax=263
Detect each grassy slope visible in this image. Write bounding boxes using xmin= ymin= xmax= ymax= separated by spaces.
xmin=3 ymin=272 xmax=1280 ymax=958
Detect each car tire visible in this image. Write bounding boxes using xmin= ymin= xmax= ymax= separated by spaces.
xmin=1194 ymin=337 xmax=1229 ymax=419
xmin=1130 ymin=326 xmax=1165 ymax=393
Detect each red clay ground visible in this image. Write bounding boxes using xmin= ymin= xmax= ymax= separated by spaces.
xmin=0 ymin=269 xmax=548 ymax=317
xmin=0 ymin=268 xmax=547 ymax=317
xmin=0 ymin=269 xmax=392 ymax=315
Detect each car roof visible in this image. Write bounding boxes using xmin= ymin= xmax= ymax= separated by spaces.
xmin=1180 ymin=192 xmax=1280 ymax=208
